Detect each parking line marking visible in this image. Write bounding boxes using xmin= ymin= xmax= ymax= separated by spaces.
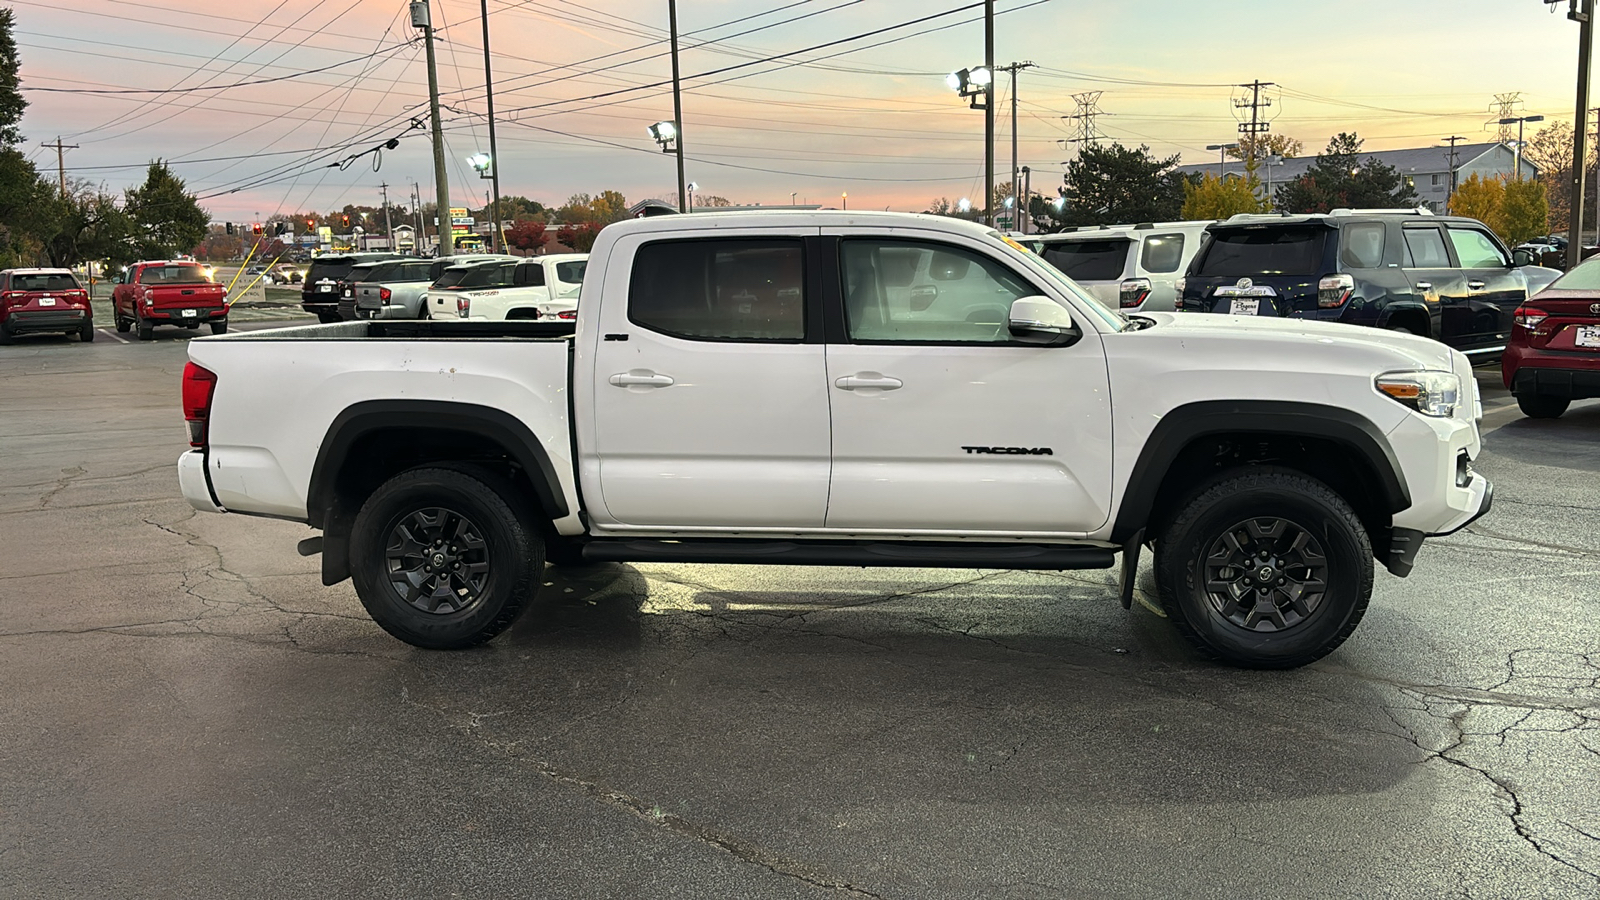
xmin=98 ymin=328 xmax=130 ymax=343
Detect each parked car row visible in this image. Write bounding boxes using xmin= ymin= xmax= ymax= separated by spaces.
xmin=297 ymin=251 xmax=589 ymax=324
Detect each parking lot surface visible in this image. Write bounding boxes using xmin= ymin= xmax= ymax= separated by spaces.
xmin=1 ymin=329 xmax=1596 ymax=899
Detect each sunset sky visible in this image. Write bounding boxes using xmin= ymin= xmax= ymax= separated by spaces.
xmin=8 ymin=0 xmax=1591 ymax=220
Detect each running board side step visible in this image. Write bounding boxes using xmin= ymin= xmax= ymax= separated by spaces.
xmin=580 ymin=539 xmax=1115 ymax=570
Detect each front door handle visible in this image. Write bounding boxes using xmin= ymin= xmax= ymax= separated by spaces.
xmin=609 ymin=371 xmax=675 ymax=387
xmin=1413 ymin=282 xmax=1432 ymax=291
xmin=1467 ymin=280 xmax=1487 ymax=292
xmin=835 ymin=374 xmax=903 ymax=391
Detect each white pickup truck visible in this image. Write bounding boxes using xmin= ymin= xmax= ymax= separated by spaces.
xmin=176 ymin=212 xmax=1491 ymax=668
xmin=454 ymin=253 xmax=587 ymax=322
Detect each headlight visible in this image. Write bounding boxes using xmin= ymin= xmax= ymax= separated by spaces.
xmin=1376 ymin=371 xmax=1460 ymax=418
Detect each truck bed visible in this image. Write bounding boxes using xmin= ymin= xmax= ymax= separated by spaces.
xmin=212 ymin=320 xmax=577 ymax=340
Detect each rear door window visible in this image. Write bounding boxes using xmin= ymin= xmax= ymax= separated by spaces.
xmin=1039 ymin=240 xmax=1130 ymax=281
xmin=1402 ymin=227 xmax=1451 ymax=268
xmin=1194 ymin=227 xmax=1327 ymax=276
xmin=1138 ymin=234 xmax=1186 ymax=274
xmin=555 ymin=260 xmax=587 ymax=284
xmin=629 ymin=239 xmax=805 ymax=341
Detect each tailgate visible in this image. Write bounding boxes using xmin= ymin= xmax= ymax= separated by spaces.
xmin=356 ymin=284 xmax=385 ymax=310
xmin=150 ymin=285 xmax=226 ymax=309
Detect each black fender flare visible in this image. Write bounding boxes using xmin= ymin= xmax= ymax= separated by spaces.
xmin=1109 ymin=400 xmax=1411 ymax=544
xmin=307 ymin=399 xmax=569 ymax=528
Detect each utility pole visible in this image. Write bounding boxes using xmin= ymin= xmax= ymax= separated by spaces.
xmin=1566 ymin=0 xmax=1594 ymax=269
xmin=380 ymin=183 xmax=394 ymax=253
xmin=984 ymin=0 xmax=994 ymax=227
xmin=1442 ymin=135 xmax=1466 ymax=201
xmin=669 ymin=0 xmax=688 ymax=213
xmin=1020 ymin=165 xmax=1031 ymax=235
xmin=412 ymin=0 xmax=452 ymax=256
xmin=479 ymin=0 xmax=504 ymax=253
xmin=41 ymin=137 xmax=78 ymax=199
xmin=998 ymin=61 xmax=1035 ymax=231
xmin=1235 ymin=80 xmax=1275 ymax=161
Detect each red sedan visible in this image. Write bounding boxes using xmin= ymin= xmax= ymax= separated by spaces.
xmin=1503 ymin=257 xmax=1600 ymax=418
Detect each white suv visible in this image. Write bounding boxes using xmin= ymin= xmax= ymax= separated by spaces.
xmin=1028 ymin=221 xmax=1212 ymax=312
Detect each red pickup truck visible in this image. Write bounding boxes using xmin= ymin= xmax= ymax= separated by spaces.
xmin=0 ymin=268 xmax=93 ymax=343
xmin=112 ymin=261 xmax=228 ymax=340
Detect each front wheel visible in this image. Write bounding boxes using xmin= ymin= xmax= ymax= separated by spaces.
xmin=349 ymin=465 xmax=545 ymax=649
xmin=1516 ymin=392 xmax=1569 ymax=419
xmin=1153 ymin=468 xmax=1373 ymax=669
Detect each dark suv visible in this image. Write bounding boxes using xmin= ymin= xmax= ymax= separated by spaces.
xmin=1177 ymin=210 xmax=1548 ymax=359
xmin=301 ymin=252 xmax=403 ymax=323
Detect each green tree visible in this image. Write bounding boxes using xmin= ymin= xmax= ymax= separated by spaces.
xmin=0 ymin=7 xmax=26 ymax=147
xmin=1500 ymin=176 xmax=1548 ymax=247
xmin=1181 ymin=171 xmax=1268 ymax=219
xmin=1274 ymin=132 xmax=1420 ymax=213
xmin=0 ymin=148 xmax=51 ymax=265
xmin=589 ymin=190 xmax=629 ymax=222
xmin=124 ymin=161 xmax=208 ymax=259
xmin=39 ymin=183 xmax=136 ymax=268
xmin=1448 ymin=173 xmax=1505 ymax=235
xmin=1060 ymin=143 xmax=1191 ymax=226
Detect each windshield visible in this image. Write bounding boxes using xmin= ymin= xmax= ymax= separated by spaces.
xmin=555 ymin=260 xmax=587 ymax=284
xmin=141 ymin=264 xmax=210 ymax=285
xmin=982 ymin=230 xmax=1128 ymax=332
xmin=1194 ymin=226 xmax=1328 ymax=276
xmin=1038 ymin=240 xmax=1131 ymax=282
xmin=1550 ymin=256 xmax=1600 ymax=290
xmin=11 ymin=273 xmax=80 ymax=292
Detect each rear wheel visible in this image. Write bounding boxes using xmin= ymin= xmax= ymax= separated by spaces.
xmin=0 ymin=321 xmax=13 ymax=345
xmin=78 ymin=321 xmax=95 ymax=342
xmin=136 ymin=314 xmax=153 ymax=341
xmin=1154 ymin=468 xmax=1372 ymax=669
xmin=1517 ymin=392 xmax=1569 ymax=419
xmin=349 ymin=465 xmax=545 ymax=649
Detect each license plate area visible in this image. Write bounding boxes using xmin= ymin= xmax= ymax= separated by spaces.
xmin=1577 ymin=325 xmax=1600 ymax=348
xmin=180 ymin=309 xmax=198 ymax=317
xmin=39 ymin=297 xmax=56 ymax=306
xmin=1228 ymin=298 xmax=1259 ymax=315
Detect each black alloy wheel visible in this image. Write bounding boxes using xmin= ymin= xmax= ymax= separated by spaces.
xmin=1202 ymin=517 xmax=1327 ymax=633
xmin=383 ymin=507 xmax=492 ymax=615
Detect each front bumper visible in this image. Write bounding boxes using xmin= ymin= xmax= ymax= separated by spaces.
xmin=1386 ymin=479 xmax=1492 ymax=577
xmin=178 ymin=450 xmax=224 ymax=513
xmin=6 ymin=309 xmax=87 ymax=332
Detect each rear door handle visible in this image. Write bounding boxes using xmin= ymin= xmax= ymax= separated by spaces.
xmin=1413 ymin=282 xmax=1432 ymax=290
xmin=1467 ymin=280 xmax=1487 ymax=292
xmin=609 ymin=371 xmax=674 ymax=387
xmin=835 ymin=374 xmax=903 ymax=391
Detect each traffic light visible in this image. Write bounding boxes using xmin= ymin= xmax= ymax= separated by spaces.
xmin=342 ymin=214 xmax=350 ymax=226
xmin=306 ymin=219 xmax=315 ymax=229
xmin=252 ymin=223 xmax=263 ymax=235
xmin=225 ymin=222 xmax=235 ymax=235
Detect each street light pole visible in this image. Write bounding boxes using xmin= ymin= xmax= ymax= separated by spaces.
xmin=984 ymin=0 xmax=995 ymax=227
xmin=479 ymin=0 xmax=503 ymax=253
xmin=669 ymin=0 xmax=687 ymax=214
xmin=413 ymin=0 xmax=452 ymax=256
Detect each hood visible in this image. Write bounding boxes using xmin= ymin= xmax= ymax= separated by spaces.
xmin=1132 ymin=311 xmax=1459 ymax=372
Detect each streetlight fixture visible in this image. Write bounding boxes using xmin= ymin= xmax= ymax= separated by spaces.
xmin=467 ymin=153 xmax=492 ymax=176
xmin=1497 ymin=114 xmax=1545 ymax=178
xmin=647 ymin=121 xmax=678 ymax=151
xmin=948 ymin=53 xmax=996 ymax=227
xmin=1205 ymin=142 xmax=1239 ymax=178
xmin=957 ymin=197 xmax=972 ymax=213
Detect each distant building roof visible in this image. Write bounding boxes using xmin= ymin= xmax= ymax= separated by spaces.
xmin=1174 ymin=141 xmax=1525 ymax=181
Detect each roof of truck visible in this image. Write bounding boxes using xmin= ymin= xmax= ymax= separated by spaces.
xmin=607 ymin=209 xmax=1000 ymax=239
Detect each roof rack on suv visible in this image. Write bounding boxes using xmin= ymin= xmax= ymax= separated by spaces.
xmin=1222 ymin=213 xmax=1296 ymax=222
xmin=1328 ymin=207 xmax=1434 ymax=216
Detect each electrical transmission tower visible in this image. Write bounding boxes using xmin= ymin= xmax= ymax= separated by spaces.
xmin=1060 ymin=91 xmax=1109 ymax=148
xmin=1490 ymin=92 xmax=1525 ymax=144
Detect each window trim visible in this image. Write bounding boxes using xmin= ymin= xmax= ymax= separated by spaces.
xmin=625 ymin=235 xmax=814 ymax=344
xmin=830 ymin=235 xmax=1058 ymax=347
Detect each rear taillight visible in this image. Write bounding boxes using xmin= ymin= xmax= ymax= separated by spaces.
xmin=1513 ymin=306 xmax=1547 ymax=329
xmin=556 ymin=310 xmax=577 ymax=320
xmin=379 ymin=287 xmax=392 ymax=301
xmin=182 ymin=362 xmax=218 ymax=448
xmin=1 ymin=291 xmax=20 ymax=306
xmin=1119 ymin=277 xmax=1152 ymax=309
xmin=1318 ymin=274 xmax=1354 ymax=308
xmin=457 ymin=295 xmax=471 ymax=317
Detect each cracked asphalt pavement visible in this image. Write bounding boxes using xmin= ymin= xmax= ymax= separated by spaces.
xmin=1 ymin=330 xmax=1596 ymax=899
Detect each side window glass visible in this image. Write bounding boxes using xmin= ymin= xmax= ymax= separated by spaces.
xmin=1402 ymin=228 xmax=1450 ymax=268
xmin=1139 ymin=233 xmax=1185 ymax=274
xmin=523 ymin=262 xmax=545 ymax=287
xmin=1448 ymin=228 xmax=1508 ymax=268
xmin=841 ymin=239 xmax=1035 ymax=343
xmin=629 ymin=239 xmax=805 ymax=341
xmin=1340 ymin=223 xmax=1386 ymax=269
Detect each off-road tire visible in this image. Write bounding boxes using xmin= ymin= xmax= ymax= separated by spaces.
xmin=135 ymin=315 xmax=154 ymax=341
xmin=1516 ymin=392 xmax=1569 ymax=419
xmin=1153 ymin=467 xmax=1373 ymax=669
xmin=210 ymin=319 xmax=228 ymax=335
xmin=349 ymin=464 xmax=545 ymax=649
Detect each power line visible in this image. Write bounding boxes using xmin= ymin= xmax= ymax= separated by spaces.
xmin=22 ymin=41 xmax=416 ymax=95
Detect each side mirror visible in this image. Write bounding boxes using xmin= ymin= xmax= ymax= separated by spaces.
xmin=1007 ymin=296 xmax=1081 ymax=346
xmin=1511 ymin=248 xmax=1535 ymax=268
